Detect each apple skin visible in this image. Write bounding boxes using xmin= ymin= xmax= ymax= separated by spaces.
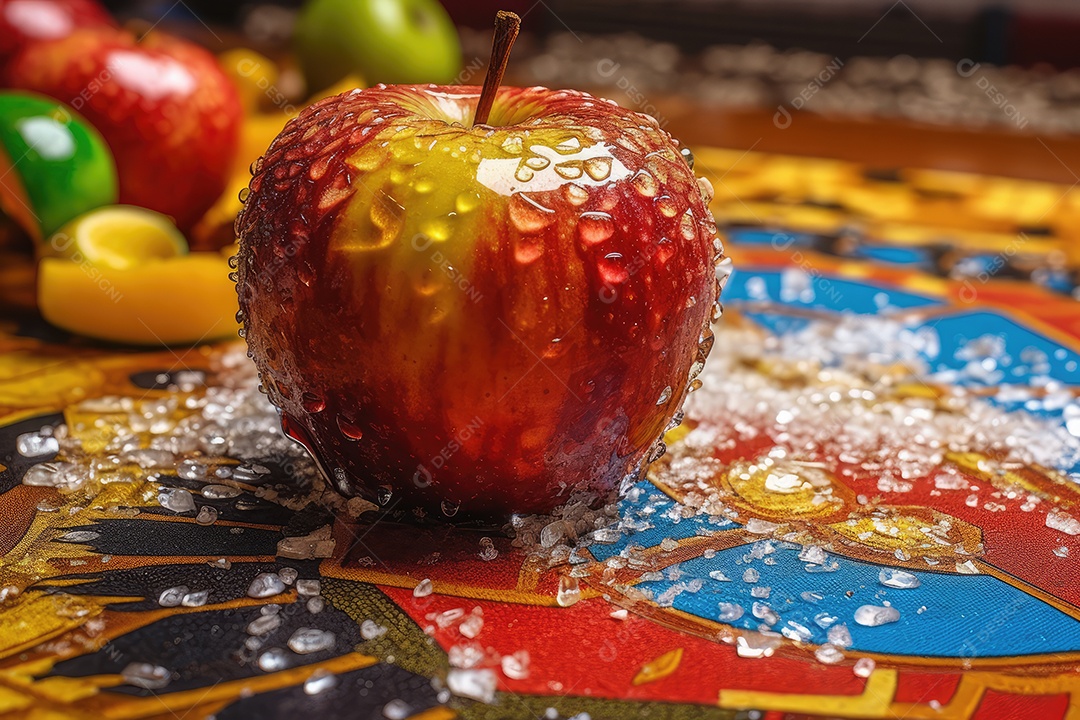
xmin=0 ymin=0 xmax=112 ymax=68
xmin=7 ymin=28 xmax=242 ymax=231
xmin=236 ymin=84 xmax=723 ymax=517
xmin=294 ymin=0 xmax=461 ymax=91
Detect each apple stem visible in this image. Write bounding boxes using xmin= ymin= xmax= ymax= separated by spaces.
xmin=473 ymin=10 xmax=521 ymax=127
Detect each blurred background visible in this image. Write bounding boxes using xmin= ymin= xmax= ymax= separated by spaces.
xmin=100 ymin=0 xmax=1080 ymax=179
xmin=111 ymin=0 xmax=1080 ymax=69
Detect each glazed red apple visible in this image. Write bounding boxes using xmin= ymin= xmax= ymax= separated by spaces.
xmin=7 ymin=28 xmax=242 ymax=230
xmin=0 ymin=0 xmax=112 ymax=67
xmin=236 ymin=81 xmax=723 ymax=516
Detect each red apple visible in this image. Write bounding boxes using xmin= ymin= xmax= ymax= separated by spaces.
xmin=7 ymin=28 xmax=242 ymax=230
xmin=235 ymin=81 xmax=723 ymax=517
xmin=0 ymin=0 xmax=112 ymax=68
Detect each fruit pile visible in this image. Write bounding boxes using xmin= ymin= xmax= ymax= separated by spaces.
xmin=0 ymin=0 xmax=462 ymax=344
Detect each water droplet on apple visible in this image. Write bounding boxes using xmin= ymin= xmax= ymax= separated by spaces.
xmin=420 ymin=216 xmax=454 ymax=242
xmin=336 ymin=414 xmax=364 ymax=441
xmin=655 ymin=237 xmax=676 ymax=266
xmin=501 ymin=136 xmax=523 ymax=155
xmin=703 ymin=216 xmax=718 ymax=237
xmin=429 ymin=306 xmax=449 ymax=324
xmin=391 ymin=140 xmax=425 ymax=164
xmin=441 ymin=500 xmax=460 ymax=517
xmin=697 ymin=176 xmax=715 ymax=204
xmin=350 ymin=152 xmax=384 ymax=172
xmin=514 ymin=164 xmax=534 ymax=183
xmin=711 ymin=302 xmax=725 ymax=322
xmin=648 ymin=440 xmax=667 ymax=462
xmin=282 ymin=414 xmax=316 ymax=454
xmin=555 ymin=136 xmax=581 ymax=154
xmin=698 ymin=328 xmax=715 ymax=357
xmin=414 ymin=266 xmax=444 ymax=296
xmin=509 ymin=194 xmax=555 ymax=233
xmin=656 ymin=386 xmax=673 ymax=404
xmin=666 ymin=411 xmax=685 ymax=431
xmin=515 ymin=237 xmax=543 ymax=264
xmin=414 ymin=177 xmax=435 ymax=194
xmin=631 ymin=170 xmax=658 ymax=197
xmin=308 ymin=154 xmax=332 ymax=181
xmin=366 ymin=192 xmax=405 ymax=248
xmin=563 ymin=183 xmax=589 ymax=206
xmin=238 ymin=187 xmax=250 ymax=204
xmin=679 ymin=210 xmax=696 ymax=240
xmin=455 ymin=191 xmax=480 ymax=214
xmin=688 ymin=379 xmax=704 ymax=392
xmin=598 ymin=253 xmax=629 ymax=285
xmin=554 ymin=161 xmax=583 ymax=179
xmin=578 ymin=212 xmax=614 ymax=246
xmin=716 ymin=256 xmax=733 ymax=291
xmin=525 ymin=155 xmax=550 ymax=171
xmin=583 ymin=157 xmax=612 ymax=182
xmin=228 ymin=255 xmax=239 ymax=269
xmin=657 ymin=195 xmax=679 ymax=218
xmin=543 ymin=336 xmax=568 ymax=360
xmin=681 ymin=146 xmax=695 ymax=169
xmin=301 ymin=392 xmax=326 ymax=413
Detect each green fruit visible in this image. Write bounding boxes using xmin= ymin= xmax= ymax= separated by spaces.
xmin=0 ymin=92 xmax=117 ymax=241
xmin=294 ymin=0 xmax=461 ymax=91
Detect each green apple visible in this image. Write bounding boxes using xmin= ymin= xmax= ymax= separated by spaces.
xmin=0 ymin=91 xmax=117 ymax=241
xmin=294 ymin=0 xmax=462 ymax=91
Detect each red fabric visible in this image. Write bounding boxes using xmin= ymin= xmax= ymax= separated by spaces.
xmin=974 ymin=690 xmax=1071 ymax=720
xmin=385 ymin=589 xmax=869 ymax=703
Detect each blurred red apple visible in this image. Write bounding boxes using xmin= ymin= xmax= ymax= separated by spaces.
xmin=7 ymin=28 xmax=242 ymax=230
xmin=0 ymin=0 xmax=112 ymax=68
xmin=235 ymin=82 xmax=724 ymax=517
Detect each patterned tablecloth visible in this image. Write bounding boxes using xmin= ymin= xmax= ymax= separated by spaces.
xmin=1 ymin=146 xmax=1079 ymax=720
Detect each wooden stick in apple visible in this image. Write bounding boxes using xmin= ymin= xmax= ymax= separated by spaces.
xmin=473 ymin=10 xmax=521 ymax=126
